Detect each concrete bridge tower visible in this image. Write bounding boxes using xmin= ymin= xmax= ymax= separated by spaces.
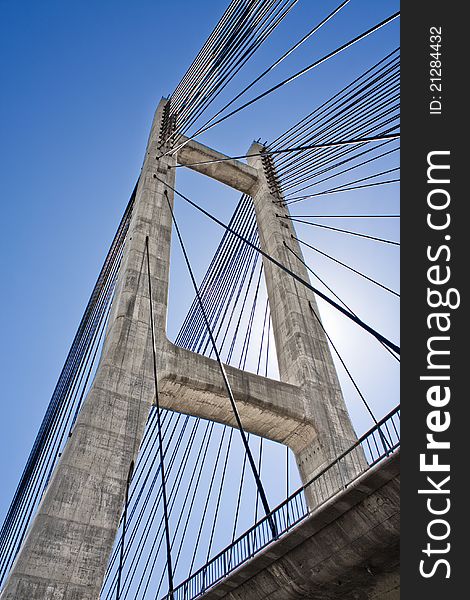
xmin=1 ymin=99 xmax=382 ymax=600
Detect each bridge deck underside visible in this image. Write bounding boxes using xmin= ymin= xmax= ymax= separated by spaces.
xmin=199 ymin=452 xmax=400 ymax=600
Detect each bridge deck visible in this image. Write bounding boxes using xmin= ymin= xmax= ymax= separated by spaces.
xmin=197 ymin=451 xmax=399 ymax=600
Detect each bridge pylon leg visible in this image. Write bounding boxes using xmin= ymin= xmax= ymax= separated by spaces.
xmin=247 ymin=144 xmax=367 ymax=505
xmin=0 ymin=98 xmax=177 ymax=600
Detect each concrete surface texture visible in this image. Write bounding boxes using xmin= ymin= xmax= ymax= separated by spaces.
xmin=1 ymin=99 xmax=374 ymax=599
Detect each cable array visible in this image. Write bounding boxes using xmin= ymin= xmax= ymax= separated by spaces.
xmin=268 ymin=49 xmax=400 ymax=203
xmin=0 ymin=187 xmax=137 ymax=585
xmin=167 ymin=0 xmax=300 ymax=144
xmin=168 ymin=9 xmax=399 ymax=156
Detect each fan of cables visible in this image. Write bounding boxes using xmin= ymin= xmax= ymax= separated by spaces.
xmin=0 ymin=188 xmax=137 ymax=586
xmin=268 ymin=48 xmax=400 ymax=204
xmin=167 ymin=0 xmax=301 ymax=143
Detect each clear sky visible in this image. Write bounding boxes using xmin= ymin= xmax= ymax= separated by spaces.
xmin=0 ymin=0 xmax=399 ymax=545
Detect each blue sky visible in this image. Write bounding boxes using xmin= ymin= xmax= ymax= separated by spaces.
xmin=0 ymin=0 xmax=399 ymax=544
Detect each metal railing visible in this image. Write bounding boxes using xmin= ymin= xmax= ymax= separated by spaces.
xmin=165 ymin=405 xmax=400 ymax=600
